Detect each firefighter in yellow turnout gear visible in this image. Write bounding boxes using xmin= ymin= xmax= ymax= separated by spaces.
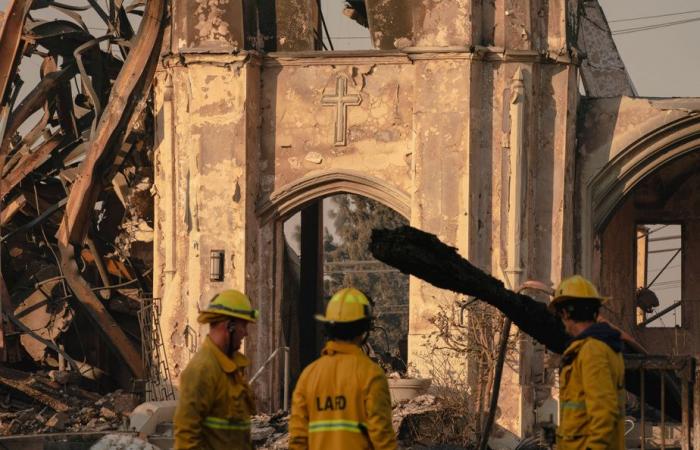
xmin=550 ymin=276 xmax=625 ymax=450
xmin=174 ymin=290 xmax=259 ymax=450
xmin=289 ymin=287 xmax=397 ymax=450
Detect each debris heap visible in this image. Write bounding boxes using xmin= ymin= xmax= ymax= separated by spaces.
xmin=0 ymin=366 xmax=139 ymax=435
xmin=0 ymin=0 xmax=166 ymax=408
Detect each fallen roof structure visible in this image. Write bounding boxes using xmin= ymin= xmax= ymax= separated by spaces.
xmin=0 ymin=0 xmax=167 ymax=400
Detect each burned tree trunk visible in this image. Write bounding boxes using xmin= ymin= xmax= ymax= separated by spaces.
xmin=370 ymin=226 xmax=568 ymax=352
xmin=370 ymin=225 xmax=682 ymax=421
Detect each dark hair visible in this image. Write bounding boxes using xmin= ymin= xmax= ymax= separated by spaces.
xmin=555 ymin=299 xmax=601 ymax=322
xmin=324 ymin=318 xmax=371 ymax=341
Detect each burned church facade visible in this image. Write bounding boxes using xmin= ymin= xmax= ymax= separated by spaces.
xmin=151 ymin=0 xmax=700 ymax=437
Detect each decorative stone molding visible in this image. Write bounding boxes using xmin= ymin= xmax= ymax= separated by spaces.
xmin=256 ymin=170 xmax=411 ymax=223
xmin=505 ymin=66 xmax=526 ymax=287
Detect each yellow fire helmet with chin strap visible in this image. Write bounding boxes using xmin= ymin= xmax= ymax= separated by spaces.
xmin=315 ymin=287 xmax=372 ymax=323
xmin=197 ymin=289 xmax=259 ymax=324
xmin=549 ymin=275 xmax=609 ymax=312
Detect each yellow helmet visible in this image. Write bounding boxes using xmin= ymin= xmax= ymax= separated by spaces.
xmin=198 ymin=290 xmax=259 ymax=324
xmin=315 ymin=287 xmax=372 ymax=323
xmin=549 ymin=275 xmax=608 ymax=312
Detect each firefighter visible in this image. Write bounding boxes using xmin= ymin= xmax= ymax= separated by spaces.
xmin=289 ymin=287 xmax=397 ymax=450
xmin=550 ymin=275 xmax=625 ymax=450
xmin=174 ymin=290 xmax=259 ymax=450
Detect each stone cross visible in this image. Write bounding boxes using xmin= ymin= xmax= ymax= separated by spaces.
xmin=321 ymin=76 xmax=362 ymax=146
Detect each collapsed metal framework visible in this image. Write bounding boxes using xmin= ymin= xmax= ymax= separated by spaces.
xmin=0 ymin=0 xmax=165 ymax=391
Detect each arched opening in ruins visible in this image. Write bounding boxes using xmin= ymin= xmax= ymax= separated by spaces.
xmin=279 ymin=193 xmax=409 ymax=387
xmin=599 ymin=151 xmax=700 ymax=355
xmin=589 ymin=116 xmax=700 ymax=355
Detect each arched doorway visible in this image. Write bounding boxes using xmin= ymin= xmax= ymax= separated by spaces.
xmin=280 ymin=193 xmax=409 ymax=389
xmin=253 ymin=171 xmax=411 ymax=409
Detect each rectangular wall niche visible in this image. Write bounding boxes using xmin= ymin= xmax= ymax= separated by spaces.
xmin=635 ymin=224 xmax=683 ymax=328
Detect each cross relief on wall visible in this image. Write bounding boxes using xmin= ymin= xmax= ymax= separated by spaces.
xmin=321 ymin=75 xmax=362 ymax=146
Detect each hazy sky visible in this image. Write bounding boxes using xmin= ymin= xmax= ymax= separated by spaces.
xmin=598 ymin=0 xmax=700 ymax=97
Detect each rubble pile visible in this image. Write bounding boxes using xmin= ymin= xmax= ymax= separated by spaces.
xmin=0 ymin=367 xmax=139 ymax=436
xmin=393 ymin=395 xmax=473 ymax=449
xmin=0 ymin=0 xmax=165 ymax=430
xmin=253 ymin=411 xmax=290 ymax=449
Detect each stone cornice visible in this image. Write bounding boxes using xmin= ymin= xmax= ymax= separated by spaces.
xmin=160 ymin=46 xmax=579 ymax=69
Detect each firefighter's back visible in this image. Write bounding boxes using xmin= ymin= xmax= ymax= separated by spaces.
xmin=291 ymin=340 xmax=396 ymax=450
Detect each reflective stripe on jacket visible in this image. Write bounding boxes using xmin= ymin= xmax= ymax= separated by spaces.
xmin=557 ymin=336 xmax=625 ymax=450
xmin=174 ymin=336 xmax=256 ymax=450
xmin=289 ymin=340 xmax=397 ymax=450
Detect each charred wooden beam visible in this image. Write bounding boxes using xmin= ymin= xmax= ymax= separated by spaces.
xmin=85 ymin=235 xmax=112 ymax=300
xmin=54 ymin=0 xmax=164 ymax=384
xmin=0 ymin=193 xmax=26 ymax=225
xmin=0 ymin=134 xmax=65 ymax=199
xmin=0 ymin=66 xmax=76 ymax=171
xmin=58 ymin=242 xmax=144 ymax=380
xmin=0 ymin=197 xmax=66 ymax=244
xmin=343 ymin=0 xmax=368 ymax=28
xmin=0 ymin=0 xmax=32 ymax=105
xmin=57 ymin=0 xmax=164 ymax=247
xmin=371 ymin=225 xmax=567 ymax=352
xmin=0 ymin=366 xmax=70 ymax=412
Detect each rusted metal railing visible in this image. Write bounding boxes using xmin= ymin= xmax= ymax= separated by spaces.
xmin=625 ymin=355 xmax=694 ymax=450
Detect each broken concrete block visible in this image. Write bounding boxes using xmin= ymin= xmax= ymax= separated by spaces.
xmin=46 ymin=412 xmax=68 ymax=430
xmin=100 ymin=407 xmax=117 ymax=420
xmin=112 ymin=393 xmax=140 ymax=415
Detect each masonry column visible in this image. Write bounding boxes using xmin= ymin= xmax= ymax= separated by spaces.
xmin=154 ymin=0 xmax=263 ymax=396
xmin=407 ymin=0 xmax=473 ymax=379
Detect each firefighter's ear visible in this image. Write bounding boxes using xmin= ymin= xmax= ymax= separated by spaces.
xmin=558 ymin=308 xmax=570 ymax=320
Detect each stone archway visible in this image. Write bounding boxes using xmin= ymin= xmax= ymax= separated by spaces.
xmin=257 ymin=169 xmax=411 ymax=223
xmin=252 ymin=171 xmax=411 ymax=410
xmin=578 ymin=103 xmax=700 ymax=355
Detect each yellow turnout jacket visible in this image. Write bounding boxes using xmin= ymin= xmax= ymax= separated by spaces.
xmin=174 ymin=336 xmax=256 ymax=450
xmin=558 ymin=323 xmax=625 ymax=450
xmin=289 ymin=340 xmax=397 ymax=450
